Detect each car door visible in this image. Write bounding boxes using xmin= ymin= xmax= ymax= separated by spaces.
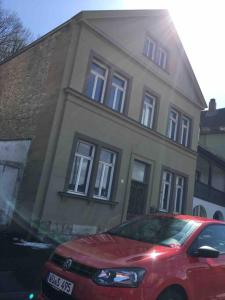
xmin=187 ymin=224 xmax=225 ymax=300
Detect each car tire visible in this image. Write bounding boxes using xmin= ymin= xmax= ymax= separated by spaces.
xmin=158 ymin=288 xmax=185 ymax=300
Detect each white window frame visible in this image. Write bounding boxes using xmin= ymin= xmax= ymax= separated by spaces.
xmin=141 ymin=93 xmax=156 ymax=129
xmin=68 ymin=141 xmax=95 ymax=196
xmin=160 ymin=171 xmax=172 ymax=212
xmin=168 ymin=109 xmax=179 ymax=141
xmin=110 ymin=73 xmax=127 ymax=113
xmin=144 ymin=37 xmax=156 ymax=60
xmin=89 ymin=59 xmax=108 ymax=103
xmin=157 ymin=46 xmax=167 ymax=69
xmin=94 ymin=149 xmax=116 ymax=200
xmin=174 ymin=176 xmax=184 ymax=214
xmin=180 ymin=116 xmax=190 ymax=147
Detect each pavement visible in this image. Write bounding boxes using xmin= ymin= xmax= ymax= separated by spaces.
xmin=0 ymin=231 xmax=55 ymax=300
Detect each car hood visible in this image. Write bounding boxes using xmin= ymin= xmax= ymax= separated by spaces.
xmin=56 ymin=234 xmax=181 ymax=269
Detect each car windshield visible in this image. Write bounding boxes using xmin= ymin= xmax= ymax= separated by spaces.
xmin=108 ymin=216 xmax=200 ymax=247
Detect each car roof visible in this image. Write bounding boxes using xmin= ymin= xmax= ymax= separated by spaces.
xmin=147 ymin=213 xmax=225 ymax=224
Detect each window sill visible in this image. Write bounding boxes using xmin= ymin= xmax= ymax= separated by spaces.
xmin=58 ymin=191 xmax=119 ymax=207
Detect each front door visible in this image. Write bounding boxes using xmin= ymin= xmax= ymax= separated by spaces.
xmin=127 ymin=160 xmax=150 ymax=219
xmin=0 ymin=165 xmax=19 ymax=225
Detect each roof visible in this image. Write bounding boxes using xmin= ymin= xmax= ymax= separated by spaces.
xmin=0 ymin=9 xmax=207 ymax=109
xmin=201 ymin=108 xmax=225 ymax=133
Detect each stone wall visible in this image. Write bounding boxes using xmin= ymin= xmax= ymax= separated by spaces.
xmin=0 ymin=23 xmax=72 ymax=224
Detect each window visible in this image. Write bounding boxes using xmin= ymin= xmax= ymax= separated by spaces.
xmin=94 ymin=149 xmax=116 ymax=200
xmin=108 ymin=74 xmax=127 ymax=113
xmin=180 ymin=116 xmax=190 ymax=146
xmin=167 ymin=108 xmax=192 ymax=147
xmin=68 ymin=138 xmax=119 ymax=201
xmin=193 ymin=205 xmax=207 ymax=217
xmin=143 ymin=37 xmax=156 ymax=60
xmin=213 ymin=211 xmax=224 ymax=221
xmin=190 ymin=225 xmax=225 ymax=254
xmin=157 ymin=46 xmax=167 ymax=69
xmin=68 ymin=141 xmax=95 ymax=195
xmin=143 ymin=36 xmax=168 ymax=70
xmin=141 ymin=93 xmax=156 ymax=129
xmin=160 ymin=171 xmax=172 ymax=212
xmin=160 ymin=171 xmax=186 ymax=213
xmin=87 ymin=60 xmax=108 ymax=103
xmin=168 ymin=109 xmax=179 ymax=141
xmin=86 ymin=54 xmax=129 ymax=114
xmin=132 ymin=160 xmax=147 ymax=183
xmin=174 ymin=176 xmax=184 ymax=213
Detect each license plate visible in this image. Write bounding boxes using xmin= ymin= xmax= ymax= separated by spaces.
xmin=47 ymin=272 xmax=74 ymax=295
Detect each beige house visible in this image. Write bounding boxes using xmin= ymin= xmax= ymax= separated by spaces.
xmin=0 ymin=10 xmax=206 ymax=238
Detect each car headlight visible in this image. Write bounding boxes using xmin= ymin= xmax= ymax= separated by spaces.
xmin=93 ymin=268 xmax=146 ymax=287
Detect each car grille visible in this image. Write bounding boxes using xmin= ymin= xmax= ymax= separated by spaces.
xmin=51 ymin=253 xmax=98 ymax=278
xmin=42 ymin=280 xmax=77 ymax=300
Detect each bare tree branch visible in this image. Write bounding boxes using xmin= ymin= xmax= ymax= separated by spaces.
xmin=0 ymin=2 xmax=31 ymax=62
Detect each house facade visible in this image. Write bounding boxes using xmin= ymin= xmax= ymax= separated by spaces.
xmin=193 ymin=100 xmax=225 ymax=220
xmin=0 ymin=10 xmax=206 ymax=238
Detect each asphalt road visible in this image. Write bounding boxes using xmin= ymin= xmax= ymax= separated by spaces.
xmin=0 ymin=232 xmax=54 ymax=300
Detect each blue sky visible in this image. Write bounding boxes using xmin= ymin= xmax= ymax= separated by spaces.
xmin=2 ymin=0 xmax=225 ymax=108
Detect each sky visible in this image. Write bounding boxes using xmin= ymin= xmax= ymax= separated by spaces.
xmin=2 ymin=0 xmax=225 ymax=109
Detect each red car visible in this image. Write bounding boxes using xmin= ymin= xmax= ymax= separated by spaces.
xmin=38 ymin=214 xmax=225 ymax=300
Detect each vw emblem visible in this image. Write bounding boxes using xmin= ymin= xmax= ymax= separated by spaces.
xmin=63 ymin=258 xmax=73 ymax=270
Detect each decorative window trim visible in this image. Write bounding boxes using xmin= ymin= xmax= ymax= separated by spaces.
xmin=65 ymin=134 xmax=121 ymax=202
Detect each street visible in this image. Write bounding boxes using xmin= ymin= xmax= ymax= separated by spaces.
xmin=0 ymin=232 xmax=54 ymax=300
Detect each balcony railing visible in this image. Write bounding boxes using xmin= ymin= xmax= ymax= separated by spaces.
xmin=194 ymin=181 xmax=225 ymax=207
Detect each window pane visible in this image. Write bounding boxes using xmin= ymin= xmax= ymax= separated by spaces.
xmin=69 ymin=156 xmax=81 ymax=189
xmin=163 ymin=184 xmax=170 ymax=210
xmin=77 ymin=141 xmax=93 ymax=156
xmin=132 ymin=161 xmax=146 ymax=182
xmin=191 ymin=225 xmax=225 ymax=253
xmin=101 ymin=165 xmax=111 ymax=198
xmin=113 ymin=75 xmax=124 ymax=88
xmin=175 ymin=188 xmax=182 ymax=212
xmin=92 ymin=62 xmax=106 ymax=76
xmin=108 ymin=86 xmax=116 ymax=109
xmin=87 ymin=73 xmax=95 ymax=99
xmin=77 ymin=158 xmax=90 ymax=193
xmin=94 ymin=78 xmax=104 ymax=102
xmin=94 ymin=150 xmax=116 ymax=199
xmin=94 ymin=162 xmax=103 ymax=196
xmin=115 ymin=90 xmax=123 ymax=112
xmin=100 ymin=149 xmax=114 ymax=164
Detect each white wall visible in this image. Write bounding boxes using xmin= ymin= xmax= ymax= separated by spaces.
xmin=193 ymin=197 xmax=225 ymax=220
xmin=0 ymin=140 xmax=31 ymax=163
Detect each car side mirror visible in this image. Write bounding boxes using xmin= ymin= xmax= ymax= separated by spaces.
xmin=190 ymin=246 xmax=220 ymax=258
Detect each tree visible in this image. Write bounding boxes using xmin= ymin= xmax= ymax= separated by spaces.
xmin=0 ymin=2 xmax=31 ymax=62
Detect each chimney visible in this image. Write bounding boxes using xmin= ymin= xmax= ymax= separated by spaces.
xmin=208 ymin=98 xmax=217 ymax=112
